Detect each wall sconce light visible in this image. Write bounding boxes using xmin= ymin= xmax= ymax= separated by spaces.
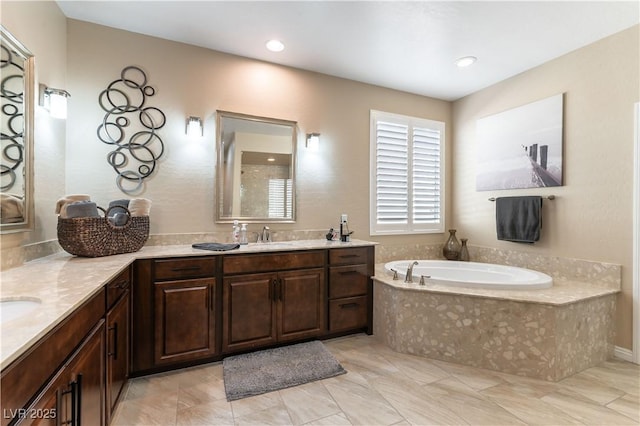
xmin=306 ymin=133 xmax=320 ymax=150
xmin=186 ymin=116 xmax=203 ymax=137
xmin=38 ymin=84 xmax=71 ymax=119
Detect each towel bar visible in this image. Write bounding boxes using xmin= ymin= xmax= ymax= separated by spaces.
xmin=488 ymin=195 xmax=555 ymax=201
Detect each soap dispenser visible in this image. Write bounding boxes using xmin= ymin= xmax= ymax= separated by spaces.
xmin=239 ymin=223 xmax=248 ymax=245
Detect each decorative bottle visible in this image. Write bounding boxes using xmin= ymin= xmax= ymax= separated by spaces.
xmin=459 ymin=238 xmax=470 ymax=261
xmin=443 ymin=229 xmax=461 ymax=260
xmin=232 ymin=220 xmax=239 ymax=243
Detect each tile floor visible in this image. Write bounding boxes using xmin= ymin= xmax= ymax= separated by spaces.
xmin=112 ymin=334 xmax=639 ymax=425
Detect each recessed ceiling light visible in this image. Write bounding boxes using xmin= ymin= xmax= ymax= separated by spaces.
xmin=455 ymin=56 xmax=477 ymax=68
xmin=266 ymin=40 xmax=285 ymax=52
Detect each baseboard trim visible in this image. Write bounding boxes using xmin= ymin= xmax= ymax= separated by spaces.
xmin=614 ymin=345 xmax=634 ymax=363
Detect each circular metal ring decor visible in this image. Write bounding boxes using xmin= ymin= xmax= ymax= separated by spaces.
xmin=97 ymin=66 xmax=165 ymax=194
xmin=0 ymin=44 xmax=25 ymax=193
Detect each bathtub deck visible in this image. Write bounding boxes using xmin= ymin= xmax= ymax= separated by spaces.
xmin=372 ymin=264 xmax=618 ymax=381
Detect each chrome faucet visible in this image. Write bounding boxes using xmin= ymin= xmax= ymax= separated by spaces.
xmin=260 ymin=226 xmax=271 ymax=243
xmin=404 ymin=261 xmax=418 ymax=283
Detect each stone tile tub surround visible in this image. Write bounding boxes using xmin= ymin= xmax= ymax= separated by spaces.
xmin=373 ymin=263 xmax=618 ymax=382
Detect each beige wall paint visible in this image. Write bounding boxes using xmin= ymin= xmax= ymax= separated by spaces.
xmin=65 ymin=20 xmax=451 ymax=246
xmin=1 ymin=0 xmax=67 ymax=247
xmin=452 ymin=25 xmax=640 ymax=350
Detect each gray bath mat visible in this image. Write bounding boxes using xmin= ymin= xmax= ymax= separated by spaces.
xmin=223 ymin=340 xmax=346 ymax=401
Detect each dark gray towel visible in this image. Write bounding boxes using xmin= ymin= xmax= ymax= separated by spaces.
xmin=192 ymin=242 xmax=240 ymax=251
xmin=495 ymin=196 xmax=542 ymax=243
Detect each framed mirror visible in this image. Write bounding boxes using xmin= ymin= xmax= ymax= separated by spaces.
xmin=216 ymin=111 xmax=296 ymax=223
xmin=1 ymin=26 xmax=34 ymax=233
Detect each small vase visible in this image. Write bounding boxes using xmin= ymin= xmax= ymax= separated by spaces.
xmin=459 ymin=238 xmax=470 ymax=262
xmin=443 ymin=229 xmax=461 ymax=260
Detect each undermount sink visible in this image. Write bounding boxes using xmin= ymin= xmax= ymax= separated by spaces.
xmin=0 ymin=299 xmax=41 ymax=324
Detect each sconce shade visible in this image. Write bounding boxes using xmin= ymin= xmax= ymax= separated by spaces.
xmin=39 ymin=84 xmax=71 ymax=119
xmin=306 ymin=133 xmax=320 ymax=150
xmin=186 ymin=116 xmax=203 ymax=137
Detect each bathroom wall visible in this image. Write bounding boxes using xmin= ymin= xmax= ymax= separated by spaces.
xmin=0 ymin=1 xmax=67 ymax=249
xmin=65 ymin=20 xmax=452 ymax=251
xmin=452 ymin=25 xmax=640 ymax=350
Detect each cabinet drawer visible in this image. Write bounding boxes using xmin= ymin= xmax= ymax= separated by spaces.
xmin=328 ymin=296 xmax=368 ymax=332
xmin=329 ymin=247 xmax=369 ymax=266
xmin=223 ymin=251 xmax=325 ymax=275
xmin=154 ymin=257 xmax=216 ymax=280
xmin=106 ymin=267 xmax=130 ymax=310
xmin=329 ymin=264 xmax=369 ymax=299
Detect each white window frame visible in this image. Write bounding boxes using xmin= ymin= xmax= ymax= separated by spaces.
xmin=370 ymin=110 xmax=445 ymax=236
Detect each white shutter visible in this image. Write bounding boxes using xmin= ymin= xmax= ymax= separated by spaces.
xmin=268 ymin=178 xmax=292 ymax=218
xmin=370 ymin=110 xmax=445 ymax=235
xmin=412 ymin=127 xmax=441 ymax=224
xmin=375 ymin=121 xmax=409 ymax=224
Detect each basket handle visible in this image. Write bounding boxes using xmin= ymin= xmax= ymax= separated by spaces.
xmin=104 ymin=205 xmax=132 ymax=229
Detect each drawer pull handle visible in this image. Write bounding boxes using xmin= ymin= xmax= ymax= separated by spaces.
xmin=113 ymin=279 xmax=129 ymax=289
xmin=339 ymin=302 xmax=360 ymax=309
xmin=339 ymin=254 xmax=360 ymax=259
xmin=338 ymin=270 xmax=360 ymax=276
xmin=170 ymin=266 xmax=201 ymax=272
xmin=108 ymin=323 xmax=118 ymax=360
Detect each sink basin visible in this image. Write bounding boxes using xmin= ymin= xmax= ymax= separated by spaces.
xmin=0 ymin=299 xmax=41 ymax=323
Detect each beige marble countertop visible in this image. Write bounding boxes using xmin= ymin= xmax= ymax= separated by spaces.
xmin=0 ymin=239 xmax=375 ymax=370
xmin=373 ymin=264 xmax=619 ymax=306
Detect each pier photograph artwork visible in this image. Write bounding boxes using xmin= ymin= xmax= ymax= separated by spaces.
xmin=476 ymin=93 xmax=564 ymax=191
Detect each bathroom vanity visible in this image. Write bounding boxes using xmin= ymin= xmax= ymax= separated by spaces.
xmin=131 ymin=243 xmax=374 ymax=375
xmin=0 ymin=240 xmax=375 ymax=425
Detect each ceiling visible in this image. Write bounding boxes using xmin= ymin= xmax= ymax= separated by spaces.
xmin=56 ymin=1 xmax=639 ymax=101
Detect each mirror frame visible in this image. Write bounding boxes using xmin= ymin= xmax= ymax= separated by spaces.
xmin=1 ymin=25 xmax=35 ymax=233
xmin=215 ymin=110 xmax=297 ymax=224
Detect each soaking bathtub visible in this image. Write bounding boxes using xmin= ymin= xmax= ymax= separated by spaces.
xmin=384 ymin=260 xmax=553 ymax=290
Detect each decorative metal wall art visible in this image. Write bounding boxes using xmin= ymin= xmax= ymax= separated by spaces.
xmin=97 ymin=66 xmax=165 ymax=193
xmin=1 ymin=41 xmax=26 ymax=192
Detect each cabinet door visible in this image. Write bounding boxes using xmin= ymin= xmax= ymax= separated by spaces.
xmin=277 ymin=268 xmax=325 ymax=342
xmin=66 ymin=320 xmax=106 ymax=426
xmin=19 ymin=369 xmax=65 ymax=426
xmin=154 ymin=278 xmax=216 ymax=365
xmin=222 ymin=273 xmax=277 ymax=353
xmin=106 ymin=291 xmax=129 ymax=421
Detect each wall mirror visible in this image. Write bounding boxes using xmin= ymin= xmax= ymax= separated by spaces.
xmin=216 ymin=111 xmax=296 ymax=223
xmin=1 ymin=26 xmax=34 ymax=233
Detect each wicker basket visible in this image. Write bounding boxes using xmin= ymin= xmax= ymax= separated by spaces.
xmin=57 ymin=206 xmax=149 ymax=257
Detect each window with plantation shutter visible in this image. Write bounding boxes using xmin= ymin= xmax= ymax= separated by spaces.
xmin=370 ymin=110 xmax=445 ymax=235
xmin=268 ymin=178 xmax=292 ymax=218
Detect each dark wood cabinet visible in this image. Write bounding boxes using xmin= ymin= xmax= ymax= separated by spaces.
xmin=66 ymin=321 xmax=105 ymax=426
xmin=131 ymin=257 xmax=219 ymax=374
xmin=222 ymin=251 xmax=326 ymax=354
xmin=21 ymin=320 xmax=105 ymax=426
xmin=328 ymin=247 xmax=374 ymax=334
xmin=5 ymin=243 xmax=375 ymax=426
xmin=1 ymin=289 xmax=105 ymax=426
xmin=106 ymin=290 xmax=129 ymax=423
xmin=222 ymin=273 xmax=277 ymax=352
xmin=154 ymin=278 xmax=216 ymax=365
xmin=278 ymin=269 xmax=325 ymax=342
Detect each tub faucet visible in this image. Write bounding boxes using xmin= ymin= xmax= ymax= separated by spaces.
xmin=404 ymin=261 xmax=418 ymax=283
